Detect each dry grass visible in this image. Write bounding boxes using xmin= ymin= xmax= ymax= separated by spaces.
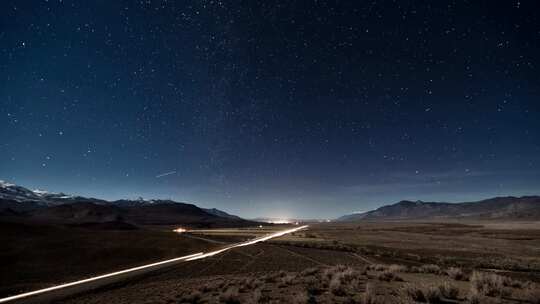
xmin=404 ymin=283 xmax=459 ymax=304
xmin=326 ymin=265 xmax=358 ymax=295
xmin=179 ymin=263 xmax=534 ymax=304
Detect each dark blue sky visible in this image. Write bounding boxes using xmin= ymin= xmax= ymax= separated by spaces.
xmin=1 ymin=1 xmax=539 ymax=218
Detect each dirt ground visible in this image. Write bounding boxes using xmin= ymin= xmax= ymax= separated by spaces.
xmin=0 ymin=221 xmax=216 ymax=297
xmin=56 ymin=221 xmax=540 ymax=304
xmin=277 ymin=221 xmax=540 ymax=281
xmin=4 ymin=221 xmax=540 ymax=303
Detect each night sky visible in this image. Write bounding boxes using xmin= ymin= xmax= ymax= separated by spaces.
xmin=1 ymin=1 xmax=539 ymax=219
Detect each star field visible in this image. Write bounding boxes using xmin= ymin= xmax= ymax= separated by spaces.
xmin=1 ymin=1 xmax=539 ymax=218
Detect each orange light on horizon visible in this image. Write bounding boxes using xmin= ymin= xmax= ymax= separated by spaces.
xmin=173 ymin=227 xmax=187 ymax=233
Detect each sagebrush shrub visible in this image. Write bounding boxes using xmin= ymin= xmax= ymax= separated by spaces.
xmin=470 ymin=271 xmax=507 ymax=297
xmin=446 ymin=267 xmax=466 ymax=281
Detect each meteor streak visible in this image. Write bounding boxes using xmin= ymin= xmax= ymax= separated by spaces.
xmin=155 ymin=171 xmax=176 ymax=178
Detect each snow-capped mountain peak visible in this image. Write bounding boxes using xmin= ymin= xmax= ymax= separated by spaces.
xmin=0 ymin=180 xmax=16 ymax=188
xmin=32 ymin=189 xmax=50 ymax=196
xmin=0 ymin=180 xmax=74 ymax=204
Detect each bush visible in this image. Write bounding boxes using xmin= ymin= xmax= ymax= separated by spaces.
xmin=425 ymin=286 xmax=443 ymax=303
xmin=363 ymin=283 xmax=377 ymax=304
xmin=502 ymin=276 xmax=525 ymax=289
xmin=292 ymin=291 xmax=310 ymax=304
xmin=245 ymin=289 xmax=262 ymax=304
xmin=341 ymin=267 xmax=358 ymax=281
xmin=219 ymin=287 xmax=241 ymax=304
xmin=446 ymin=267 xmax=467 ymax=281
xmin=367 ymin=264 xmax=389 ymax=272
xmin=524 ymin=287 xmax=540 ymax=304
xmin=377 ymin=270 xmax=403 ymax=282
xmin=263 ymin=273 xmax=278 ymax=283
xmin=404 ymin=285 xmax=426 ymax=302
xmin=301 ymin=267 xmax=319 ymax=277
xmin=388 ymin=264 xmax=408 ymax=273
xmin=322 ymin=267 xmax=337 ymax=281
xmin=468 ymin=288 xmax=482 ymax=304
xmin=305 ymin=277 xmax=324 ymax=296
xmin=419 ymin=264 xmax=441 ymax=274
xmin=200 ymin=284 xmax=213 ymax=293
xmin=470 ymin=271 xmax=508 ymax=297
xmin=279 ymin=274 xmax=296 ymax=287
xmin=438 ymin=282 xmax=459 ymax=299
xmin=239 ymin=277 xmax=258 ymax=292
xmin=404 ymin=284 xmax=446 ymax=303
xmin=330 ymin=275 xmax=347 ymax=295
xmin=179 ymin=290 xmax=202 ymax=303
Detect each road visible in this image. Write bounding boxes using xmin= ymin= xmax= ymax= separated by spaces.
xmin=0 ymin=225 xmax=308 ymax=304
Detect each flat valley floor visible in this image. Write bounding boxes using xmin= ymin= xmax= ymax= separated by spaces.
xmin=4 ymin=221 xmax=540 ymax=303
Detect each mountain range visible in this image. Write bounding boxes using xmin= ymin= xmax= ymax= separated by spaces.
xmin=337 ymin=196 xmax=540 ymax=221
xmin=0 ymin=180 xmax=256 ymax=228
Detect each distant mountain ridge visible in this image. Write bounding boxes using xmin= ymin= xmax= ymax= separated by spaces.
xmin=0 ymin=180 xmax=257 ymax=227
xmin=337 ymin=196 xmax=540 ymax=221
xmin=202 ymin=208 xmax=242 ymax=220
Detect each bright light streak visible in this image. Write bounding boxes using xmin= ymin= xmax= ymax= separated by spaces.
xmin=173 ymin=227 xmax=187 ymax=233
xmin=186 ymin=225 xmax=309 ymax=261
xmin=268 ymin=219 xmax=290 ymax=224
xmin=0 ymin=225 xmax=308 ymax=303
xmin=0 ymin=252 xmax=203 ymax=303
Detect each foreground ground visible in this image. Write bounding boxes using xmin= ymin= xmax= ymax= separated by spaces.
xmin=52 ymin=221 xmax=540 ymax=304
xmin=276 ymin=221 xmax=540 ymax=281
xmin=0 ymin=221 xmax=218 ymax=297
xmin=2 ymin=221 xmax=540 ymax=303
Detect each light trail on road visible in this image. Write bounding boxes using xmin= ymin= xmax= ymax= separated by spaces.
xmin=0 ymin=252 xmax=203 ymax=303
xmin=186 ymin=225 xmax=308 ymax=261
xmin=0 ymin=225 xmax=308 ymax=303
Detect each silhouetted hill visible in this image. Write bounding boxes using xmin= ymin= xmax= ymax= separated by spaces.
xmin=337 ymin=196 xmax=540 ymax=221
xmin=30 ymin=202 xmax=125 ymax=223
xmin=0 ymin=180 xmax=258 ymax=227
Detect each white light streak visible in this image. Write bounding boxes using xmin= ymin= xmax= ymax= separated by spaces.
xmin=0 ymin=252 xmax=203 ymax=303
xmin=0 ymin=225 xmax=308 ymax=303
xmin=155 ymin=171 xmax=176 ymax=178
xmin=186 ymin=225 xmax=309 ymax=261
